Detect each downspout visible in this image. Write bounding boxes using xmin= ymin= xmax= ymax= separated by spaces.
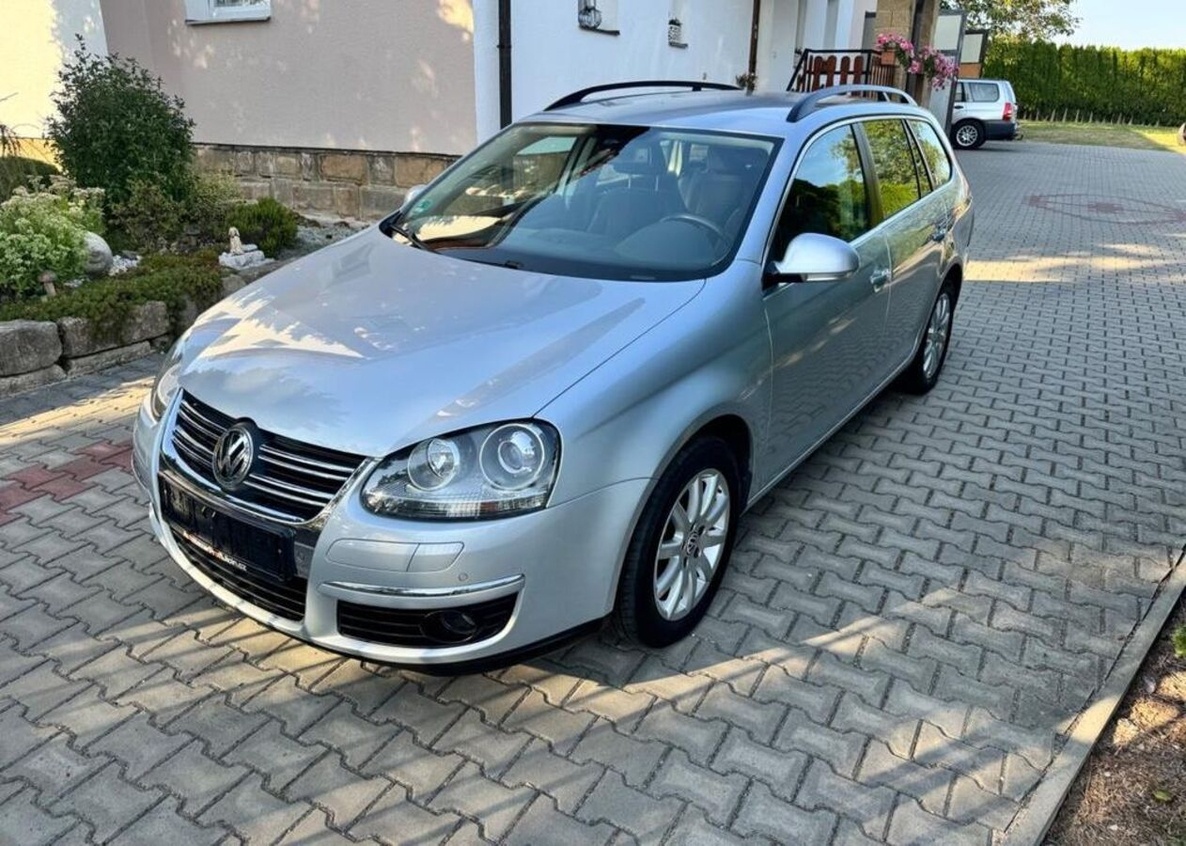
xmin=748 ymin=0 xmax=762 ymax=80
xmin=498 ymin=0 xmax=513 ymax=128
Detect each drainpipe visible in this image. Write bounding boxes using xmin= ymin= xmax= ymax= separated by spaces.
xmin=498 ymin=0 xmax=513 ymax=128
xmin=748 ymin=0 xmax=762 ymax=80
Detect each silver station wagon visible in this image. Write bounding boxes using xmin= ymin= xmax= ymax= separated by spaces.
xmin=133 ymin=82 xmax=972 ymax=670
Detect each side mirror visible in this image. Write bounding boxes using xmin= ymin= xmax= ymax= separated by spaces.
xmin=768 ymin=232 xmax=860 ymax=282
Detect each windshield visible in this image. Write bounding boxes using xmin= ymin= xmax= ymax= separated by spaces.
xmin=383 ymin=123 xmax=779 ymax=281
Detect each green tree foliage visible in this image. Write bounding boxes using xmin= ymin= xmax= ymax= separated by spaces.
xmin=984 ymin=41 xmax=1186 ymax=126
xmin=46 ymin=40 xmax=195 ymax=208
xmin=943 ymin=0 xmax=1077 ymax=41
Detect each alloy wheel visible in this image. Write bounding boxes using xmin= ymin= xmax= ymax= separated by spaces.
xmin=922 ymin=292 xmax=952 ymax=380
xmin=652 ymin=469 xmax=730 ymax=621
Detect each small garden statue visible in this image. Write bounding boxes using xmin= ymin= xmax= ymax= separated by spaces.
xmin=219 ymin=226 xmax=269 ymax=271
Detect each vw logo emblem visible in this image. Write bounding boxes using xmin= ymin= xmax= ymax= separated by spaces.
xmin=212 ymin=422 xmax=257 ymax=490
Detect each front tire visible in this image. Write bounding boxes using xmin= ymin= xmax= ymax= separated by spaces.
xmin=615 ymin=437 xmax=740 ymax=647
xmin=897 ymin=280 xmax=956 ymax=395
xmin=952 ymin=120 xmax=986 ymax=150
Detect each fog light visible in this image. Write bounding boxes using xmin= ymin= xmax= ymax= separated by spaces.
xmin=423 ymin=609 xmax=479 ymax=644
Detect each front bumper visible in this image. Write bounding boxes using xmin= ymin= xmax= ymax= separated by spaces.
xmin=132 ymin=398 xmax=647 ymax=668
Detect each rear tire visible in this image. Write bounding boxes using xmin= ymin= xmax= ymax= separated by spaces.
xmin=952 ymin=120 xmax=986 ymax=150
xmin=615 ymin=437 xmax=740 ymax=647
xmin=897 ymin=280 xmax=956 ymax=395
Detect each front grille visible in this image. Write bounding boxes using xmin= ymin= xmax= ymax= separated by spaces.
xmin=171 ymin=392 xmax=365 ymax=523
xmin=173 ymin=530 xmax=308 ymax=622
xmin=337 ymin=594 xmax=518 ymax=648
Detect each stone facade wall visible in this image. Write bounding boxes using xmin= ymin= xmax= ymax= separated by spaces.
xmin=194 ymin=145 xmax=458 ymax=221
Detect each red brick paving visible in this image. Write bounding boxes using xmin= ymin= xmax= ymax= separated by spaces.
xmin=0 ymin=438 xmax=135 ymax=525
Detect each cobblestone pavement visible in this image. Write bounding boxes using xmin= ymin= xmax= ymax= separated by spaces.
xmin=1 ymin=141 xmax=1185 ymax=845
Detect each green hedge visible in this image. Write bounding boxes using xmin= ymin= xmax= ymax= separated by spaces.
xmin=0 ymin=251 xmax=223 ymax=343
xmin=984 ymin=41 xmax=1186 ymax=126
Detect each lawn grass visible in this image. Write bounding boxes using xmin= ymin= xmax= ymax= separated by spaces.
xmin=1023 ymin=120 xmax=1184 ymax=154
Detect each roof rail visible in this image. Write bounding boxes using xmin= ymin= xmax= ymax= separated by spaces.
xmin=545 ymin=80 xmax=740 ymax=111
xmin=786 ymin=84 xmax=916 ymax=122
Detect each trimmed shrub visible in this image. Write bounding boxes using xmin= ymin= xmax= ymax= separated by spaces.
xmin=985 ymin=41 xmax=1186 ymax=126
xmin=226 ymin=197 xmax=300 ymax=257
xmin=47 ymin=40 xmax=195 ymax=208
xmin=0 ymin=250 xmax=223 ymax=342
xmin=0 ymin=157 xmax=60 ymax=200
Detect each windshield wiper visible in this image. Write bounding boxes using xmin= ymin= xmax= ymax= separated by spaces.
xmin=381 ymin=216 xmax=432 ymax=251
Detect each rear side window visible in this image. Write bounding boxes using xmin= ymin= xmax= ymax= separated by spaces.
xmin=966 ymin=82 xmax=1000 ymax=102
xmin=772 ymin=124 xmax=869 ymax=254
xmin=909 ymin=120 xmax=953 ymax=187
xmin=863 ymin=119 xmax=923 ymax=219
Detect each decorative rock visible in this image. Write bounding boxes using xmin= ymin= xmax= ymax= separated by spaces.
xmin=64 ymin=341 xmax=153 ymax=376
xmin=0 ymin=364 xmax=67 ymax=397
xmin=219 ymin=248 xmax=270 ymax=270
xmin=58 ymin=301 xmax=169 ymax=357
xmin=110 ymin=254 xmax=140 ymax=275
xmin=0 ymin=320 xmax=63 ymax=376
xmin=83 ymin=231 xmax=114 ymax=277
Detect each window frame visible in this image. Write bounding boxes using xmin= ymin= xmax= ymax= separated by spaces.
xmin=184 ymin=0 xmax=271 ymax=25
xmin=906 ymin=119 xmax=954 ymax=192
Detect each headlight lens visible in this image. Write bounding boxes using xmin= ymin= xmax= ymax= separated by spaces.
xmin=149 ymin=341 xmax=185 ymax=420
xmin=362 ymin=421 xmax=560 ymax=520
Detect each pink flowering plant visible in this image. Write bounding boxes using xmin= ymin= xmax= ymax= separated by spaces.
xmin=876 ymin=32 xmax=957 ymax=90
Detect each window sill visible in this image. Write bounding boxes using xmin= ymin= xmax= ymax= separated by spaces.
xmin=668 ymin=41 xmax=688 ymax=49
xmin=186 ymin=11 xmax=271 ymax=24
xmin=578 ymin=26 xmax=621 ymax=36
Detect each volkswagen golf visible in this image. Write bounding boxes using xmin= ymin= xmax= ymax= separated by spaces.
xmin=133 ymin=82 xmax=973 ymax=670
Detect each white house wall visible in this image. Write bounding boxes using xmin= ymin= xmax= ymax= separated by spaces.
xmin=98 ymin=0 xmax=479 ymax=155
xmin=475 ymin=0 xmax=755 ymax=141
xmin=0 ymin=0 xmax=108 ymax=138
xmin=473 ymin=0 xmax=872 ymax=140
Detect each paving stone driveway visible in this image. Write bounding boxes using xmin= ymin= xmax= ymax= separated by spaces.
xmin=2 ymin=141 xmax=1185 ymax=846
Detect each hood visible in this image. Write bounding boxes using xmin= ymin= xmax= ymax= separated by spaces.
xmin=179 ymin=227 xmax=702 ymax=457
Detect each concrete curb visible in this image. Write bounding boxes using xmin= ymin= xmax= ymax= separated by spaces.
xmin=1002 ymin=542 xmax=1186 ymax=846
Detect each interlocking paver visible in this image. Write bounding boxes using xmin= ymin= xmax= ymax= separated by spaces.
xmin=2 ymin=141 xmax=1185 ymax=844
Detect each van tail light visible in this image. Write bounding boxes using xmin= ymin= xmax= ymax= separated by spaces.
xmin=1003 ymin=101 xmax=1015 ymax=121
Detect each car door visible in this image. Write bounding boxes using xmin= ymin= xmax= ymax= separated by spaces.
xmin=760 ymin=123 xmax=893 ymax=477
xmin=858 ymin=118 xmax=944 ymax=368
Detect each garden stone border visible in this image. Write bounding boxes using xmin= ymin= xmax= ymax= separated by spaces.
xmin=0 ymin=272 xmax=261 ymax=399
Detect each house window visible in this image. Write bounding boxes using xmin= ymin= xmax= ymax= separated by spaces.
xmin=185 ymin=0 xmax=271 ymax=25
xmin=577 ymin=0 xmax=620 ymax=35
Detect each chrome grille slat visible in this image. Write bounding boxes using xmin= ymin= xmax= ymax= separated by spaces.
xmin=170 ymin=392 xmax=365 ymax=523
xmin=177 ymin=405 xmax=222 ymax=440
xmin=257 ymin=452 xmax=353 ymax=483
xmin=242 ymin=476 xmax=333 ymax=506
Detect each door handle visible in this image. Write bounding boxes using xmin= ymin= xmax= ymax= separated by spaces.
xmin=931 ymin=226 xmax=948 ymax=242
xmin=870 ymin=268 xmax=891 ymax=291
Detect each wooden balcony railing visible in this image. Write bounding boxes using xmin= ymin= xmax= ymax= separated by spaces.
xmin=787 ymin=49 xmax=898 ymax=93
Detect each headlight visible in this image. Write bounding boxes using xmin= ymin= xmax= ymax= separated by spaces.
xmin=362 ymin=421 xmax=560 ymax=520
xmin=148 ymin=340 xmax=185 ymax=420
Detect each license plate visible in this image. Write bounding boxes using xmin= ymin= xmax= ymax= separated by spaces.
xmin=160 ymin=480 xmax=294 ymax=582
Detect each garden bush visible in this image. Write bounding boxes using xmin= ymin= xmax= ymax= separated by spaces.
xmin=47 ymin=40 xmax=195 ymax=208
xmin=0 ymin=156 xmax=60 ymax=200
xmin=0 ymin=250 xmax=223 ymax=342
xmin=0 ymin=181 xmax=104 ymax=301
xmin=226 ymin=197 xmax=300 ymax=257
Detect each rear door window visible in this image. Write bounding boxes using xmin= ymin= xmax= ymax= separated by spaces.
xmin=862 ymin=119 xmax=923 ymax=219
